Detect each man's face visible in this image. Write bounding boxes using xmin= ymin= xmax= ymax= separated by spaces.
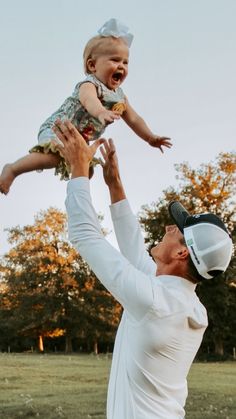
xmin=151 ymin=225 xmax=185 ymax=264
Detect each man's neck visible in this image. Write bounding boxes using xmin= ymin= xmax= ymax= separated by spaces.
xmin=156 ymin=262 xmax=196 ymax=284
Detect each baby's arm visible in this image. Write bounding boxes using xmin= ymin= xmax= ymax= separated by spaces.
xmin=122 ymin=97 xmax=172 ymax=152
xmin=79 ymin=83 xmax=120 ymax=125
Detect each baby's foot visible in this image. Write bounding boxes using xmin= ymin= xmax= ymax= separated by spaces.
xmin=0 ymin=164 xmax=16 ymax=194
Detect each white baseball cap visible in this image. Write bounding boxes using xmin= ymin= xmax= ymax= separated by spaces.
xmin=169 ymin=201 xmax=233 ymax=280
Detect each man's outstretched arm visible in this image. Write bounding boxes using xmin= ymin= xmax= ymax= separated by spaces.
xmin=100 ymin=139 xmax=156 ymax=274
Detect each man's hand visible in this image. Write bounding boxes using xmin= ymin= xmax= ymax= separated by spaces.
xmin=100 ymin=139 xmax=126 ymax=203
xmin=53 ymin=119 xmax=104 ymax=178
xmin=100 ymin=139 xmax=120 ymax=186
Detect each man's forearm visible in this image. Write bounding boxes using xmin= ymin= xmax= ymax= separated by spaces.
xmin=109 ymin=178 xmax=126 ymax=203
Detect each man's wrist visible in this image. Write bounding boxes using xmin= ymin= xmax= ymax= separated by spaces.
xmin=70 ymin=163 xmax=89 ymax=179
xmin=109 ymin=179 xmax=126 ymax=203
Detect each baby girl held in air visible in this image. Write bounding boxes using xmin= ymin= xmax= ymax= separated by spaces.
xmin=0 ymin=18 xmax=172 ymax=195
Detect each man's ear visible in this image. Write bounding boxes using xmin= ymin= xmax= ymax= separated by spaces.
xmin=175 ymin=246 xmax=189 ymax=261
xmin=87 ymin=58 xmax=96 ymax=73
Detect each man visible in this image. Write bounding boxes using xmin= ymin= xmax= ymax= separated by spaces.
xmin=53 ymin=120 xmax=233 ymax=419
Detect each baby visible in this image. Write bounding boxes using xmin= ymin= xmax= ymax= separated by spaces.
xmin=0 ymin=18 xmax=171 ymax=194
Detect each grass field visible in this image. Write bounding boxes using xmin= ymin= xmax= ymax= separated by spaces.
xmin=0 ymin=354 xmax=235 ymax=418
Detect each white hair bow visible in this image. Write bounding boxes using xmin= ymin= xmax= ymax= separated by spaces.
xmin=97 ymin=18 xmax=133 ymax=47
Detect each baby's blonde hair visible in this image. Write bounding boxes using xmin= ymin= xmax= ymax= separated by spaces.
xmin=83 ymin=36 xmax=128 ymax=74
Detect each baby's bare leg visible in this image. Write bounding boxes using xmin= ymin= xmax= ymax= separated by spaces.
xmin=0 ymin=152 xmax=61 ymax=194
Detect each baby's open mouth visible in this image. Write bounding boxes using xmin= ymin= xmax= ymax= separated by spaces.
xmin=112 ymin=72 xmax=123 ymax=82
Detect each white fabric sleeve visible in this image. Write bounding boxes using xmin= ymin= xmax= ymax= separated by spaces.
xmin=110 ymin=200 xmax=156 ymax=275
xmin=65 ymin=178 xmax=154 ymax=320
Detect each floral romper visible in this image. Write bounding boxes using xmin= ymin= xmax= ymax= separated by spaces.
xmin=30 ymin=74 xmax=126 ymax=179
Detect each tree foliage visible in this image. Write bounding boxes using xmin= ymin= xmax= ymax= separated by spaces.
xmin=0 ymin=208 xmax=121 ymax=353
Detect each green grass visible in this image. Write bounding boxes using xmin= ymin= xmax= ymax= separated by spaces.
xmin=0 ymin=353 xmax=109 ymax=418
xmin=0 ymin=354 xmax=235 ymax=418
xmin=186 ymin=362 xmax=236 ymax=418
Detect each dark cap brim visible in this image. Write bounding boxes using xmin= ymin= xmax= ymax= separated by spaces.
xmin=168 ymin=201 xmax=190 ymax=233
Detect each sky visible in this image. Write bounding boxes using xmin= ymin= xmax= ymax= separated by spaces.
xmin=0 ymin=0 xmax=236 ymax=255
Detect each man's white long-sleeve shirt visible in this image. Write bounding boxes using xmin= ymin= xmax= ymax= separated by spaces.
xmin=66 ymin=178 xmax=208 ymax=419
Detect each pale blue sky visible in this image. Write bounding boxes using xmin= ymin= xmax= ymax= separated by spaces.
xmin=1 ymin=0 xmax=236 ymax=254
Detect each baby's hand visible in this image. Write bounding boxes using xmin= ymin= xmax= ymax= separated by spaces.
xmin=98 ymin=110 xmax=120 ymax=125
xmin=148 ymin=136 xmax=172 ymax=153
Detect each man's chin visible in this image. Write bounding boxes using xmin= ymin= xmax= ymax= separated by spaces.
xmin=151 ymin=248 xmax=158 ymax=260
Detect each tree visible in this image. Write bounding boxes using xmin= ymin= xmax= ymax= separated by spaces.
xmin=139 ymin=152 xmax=236 ymax=356
xmin=0 ymin=208 xmax=121 ymax=353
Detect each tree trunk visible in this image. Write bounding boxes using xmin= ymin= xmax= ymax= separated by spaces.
xmin=87 ymin=341 xmax=91 ymax=352
xmin=94 ymin=341 xmax=98 ymax=355
xmin=214 ymin=338 xmax=224 ymax=356
xmin=65 ymin=335 xmax=73 ymax=353
xmin=38 ymin=335 xmax=44 ymax=352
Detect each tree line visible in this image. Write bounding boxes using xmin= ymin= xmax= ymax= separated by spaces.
xmin=0 ymin=152 xmax=235 ymax=358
